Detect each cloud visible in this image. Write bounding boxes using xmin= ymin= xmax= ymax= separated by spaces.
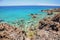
xmin=0 ymin=0 xmax=60 ymax=6
xmin=36 ymin=3 xmax=60 ymax=6
xmin=0 ymin=2 xmax=60 ymax=6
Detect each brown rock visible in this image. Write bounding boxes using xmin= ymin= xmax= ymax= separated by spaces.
xmin=0 ymin=23 xmax=22 ymax=40
xmin=52 ymin=13 xmax=60 ymax=23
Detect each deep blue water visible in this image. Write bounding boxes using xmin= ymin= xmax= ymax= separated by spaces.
xmin=0 ymin=6 xmax=60 ymax=22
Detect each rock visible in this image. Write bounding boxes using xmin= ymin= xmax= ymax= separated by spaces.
xmin=52 ymin=13 xmax=60 ymax=23
xmin=0 ymin=23 xmax=22 ymax=40
xmin=35 ymin=13 xmax=60 ymax=40
xmin=0 ymin=19 xmax=4 ymax=22
xmin=49 ymin=24 xmax=58 ymax=31
xmin=53 ymin=8 xmax=60 ymax=12
xmin=47 ymin=10 xmax=53 ymax=15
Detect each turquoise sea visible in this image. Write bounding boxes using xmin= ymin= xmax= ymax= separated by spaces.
xmin=0 ymin=6 xmax=60 ymax=27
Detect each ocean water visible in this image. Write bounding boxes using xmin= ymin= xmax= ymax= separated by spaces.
xmin=0 ymin=6 xmax=60 ymax=23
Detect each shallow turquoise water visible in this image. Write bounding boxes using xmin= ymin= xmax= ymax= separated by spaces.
xmin=0 ymin=6 xmax=60 ymax=22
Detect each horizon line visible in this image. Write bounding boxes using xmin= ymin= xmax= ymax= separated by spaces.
xmin=0 ymin=4 xmax=60 ymax=6
xmin=0 ymin=5 xmax=60 ymax=6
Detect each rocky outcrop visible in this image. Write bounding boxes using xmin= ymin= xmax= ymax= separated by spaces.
xmin=38 ymin=14 xmax=60 ymax=31
xmin=37 ymin=13 xmax=60 ymax=40
xmin=52 ymin=13 xmax=60 ymax=23
xmin=0 ymin=23 xmax=23 ymax=40
xmin=53 ymin=8 xmax=60 ymax=12
xmin=41 ymin=10 xmax=53 ymax=15
xmin=41 ymin=8 xmax=60 ymax=15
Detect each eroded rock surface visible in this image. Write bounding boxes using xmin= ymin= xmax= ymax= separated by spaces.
xmin=0 ymin=23 xmax=22 ymax=40
xmin=37 ymin=13 xmax=60 ymax=40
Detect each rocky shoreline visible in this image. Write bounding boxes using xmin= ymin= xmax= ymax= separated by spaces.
xmin=41 ymin=8 xmax=60 ymax=15
xmin=0 ymin=8 xmax=60 ymax=40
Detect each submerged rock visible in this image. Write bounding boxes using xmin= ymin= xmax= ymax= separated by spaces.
xmin=0 ymin=19 xmax=4 ymax=22
xmin=29 ymin=13 xmax=40 ymax=19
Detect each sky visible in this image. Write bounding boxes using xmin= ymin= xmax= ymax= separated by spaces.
xmin=0 ymin=0 xmax=60 ymax=6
